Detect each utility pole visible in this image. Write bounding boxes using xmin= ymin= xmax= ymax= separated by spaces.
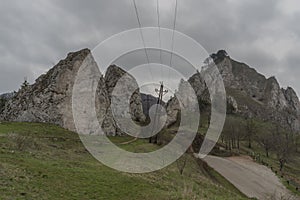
xmin=149 ymin=82 xmax=168 ymax=144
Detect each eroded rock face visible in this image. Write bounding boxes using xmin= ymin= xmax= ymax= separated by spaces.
xmin=283 ymin=87 xmax=300 ymax=115
xmin=0 ymin=93 xmax=15 ymax=100
xmin=0 ymin=93 xmax=14 ymax=113
xmin=165 ymin=96 xmax=179 ymax=127
xmin=0 ymin=49 xmax=145 ymax=136
xmin=167 ymin=50 xmax=300 ymax=132
xmin=140 ymin=93 xmax=167 ymax=117
xmin=166 ymin=79 xmax=204 ymax=127
xmin=217 ymin=56 xmax=300 ymax=131
xmin=0 ymin=49 xmax=91 ymax=131
xmin=104 ymin=65 xmax=145 ymax=123
xmin=2 ymin=48 xmax=300 ymax=133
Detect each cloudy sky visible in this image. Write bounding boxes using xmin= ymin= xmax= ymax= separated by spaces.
xmin=1 ymin=0 xmax=300 ymax=96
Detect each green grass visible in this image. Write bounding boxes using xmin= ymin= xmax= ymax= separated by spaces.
xmin=0 ymin=122 xmax=249 ymax=200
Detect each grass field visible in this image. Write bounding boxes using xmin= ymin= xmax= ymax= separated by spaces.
xmin=0 ymin=122 xmax=249 ymax=200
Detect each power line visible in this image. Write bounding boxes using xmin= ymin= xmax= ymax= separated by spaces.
xmin=168 ymin=0 xmax=178 ymax=81
xmin=170 ymin=0 xmax=178 ymax=66
xmin=131 ymin=1 xmax=178 ymax=143
xmin=132 ymin=0 xmax=154 ymax=79
xmin=156 ymin=0 xmax=162 ymax=65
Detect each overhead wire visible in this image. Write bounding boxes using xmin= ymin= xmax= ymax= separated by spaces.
xmin=132 ymin=0 xmax=178 ymax=99
xmin=168 ymin=0 xmax=178 ymax=83
xmin=132 ymin=0 xmax=154 ymax=80
xmin=156 ymin=0 xmax=163 ymax=76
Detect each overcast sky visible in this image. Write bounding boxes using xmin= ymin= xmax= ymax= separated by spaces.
xmin=1 ymin=0 xmax=300 ymax=96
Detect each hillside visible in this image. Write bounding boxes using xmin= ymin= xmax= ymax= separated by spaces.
xmin=0 ymin=49 xmax=300 ymax=199
xmin=0 ymin=122 xmax=247 ymax=200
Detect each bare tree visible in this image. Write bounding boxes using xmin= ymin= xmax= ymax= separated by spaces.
xmin=272 ymin=125 xmax=296 ymax=171
xmin=222 ymin=115 xmax=244 ymax=151
xmin=256 ymin=127 xmax=273 ymax=157
xmin=245 ymin=118 xmax=258 ymax=149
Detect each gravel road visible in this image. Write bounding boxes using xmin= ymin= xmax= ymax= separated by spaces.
xmin=203 ymin=155 xmax=298 ymax=200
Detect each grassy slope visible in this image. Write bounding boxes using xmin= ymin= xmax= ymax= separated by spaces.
xmin=0 ymin=122 xmax=248 ymax=200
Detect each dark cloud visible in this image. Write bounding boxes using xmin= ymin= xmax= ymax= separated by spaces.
xmin=0 ymin=0 xmax=299 ymax=96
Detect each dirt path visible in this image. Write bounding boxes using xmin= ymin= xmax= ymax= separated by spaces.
xmin=203 ymin=155 xmax=298 ymax=200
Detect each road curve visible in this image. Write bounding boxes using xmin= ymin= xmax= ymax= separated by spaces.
xmin=203 ymin=155 xmax=297 ymax=200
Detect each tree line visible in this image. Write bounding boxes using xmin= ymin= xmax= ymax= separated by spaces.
xmin=221 ymin=115 xmax=300 ymax=171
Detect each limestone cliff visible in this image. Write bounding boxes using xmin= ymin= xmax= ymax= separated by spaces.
xmin=167 ymin=50 xmax=300 ymax=132
xmin=0 ymin=49 xmax=145 ymax=135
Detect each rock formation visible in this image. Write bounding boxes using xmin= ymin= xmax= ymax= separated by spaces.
xmin=0 ymin=92 xmax=15 ymax=100
xmin=0 ymin=49 xmax=145 ymax=135
xmin=140 ymin=93 xmax=166 ymax=116
xmin=1 ymin=48 xmax=300 ymax=133
xmin=167 ymin=50 xmax=300 ymax=132
xmin=0 ymin=92 xmax=14 ymax=113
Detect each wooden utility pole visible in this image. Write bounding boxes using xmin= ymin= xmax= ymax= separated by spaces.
xmin=149 ymin=82 xmax=168 ymax=144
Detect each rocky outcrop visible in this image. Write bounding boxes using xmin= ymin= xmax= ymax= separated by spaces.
xmin=141 ymin=94 xmax=161 ymax=116
xmin=0 ymin=49 xmax=91 ymax=130
xmin=166 ymin=78 xmax=205 ymax=127
xmin=2 ymin=48 xmax=299 ymax=134
xmin=0 ymin=92 xmax=14 ymax=113
xmin=166 ymin=96 xmax=180 ymax=127
xmin=220 ymin=54 xmax=300 ymax=131
xmin=0 ymin=49 xmax=145 ymax=135
xmin=0 ymin=92 xmax=15 ymax=100
xmin=282 ymin=87 xmax=300 ymax=115
xmin=104 ymin=65 xmax=145 ymax=123
xmin=176 ymin=50 xmax=300 ymax=132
